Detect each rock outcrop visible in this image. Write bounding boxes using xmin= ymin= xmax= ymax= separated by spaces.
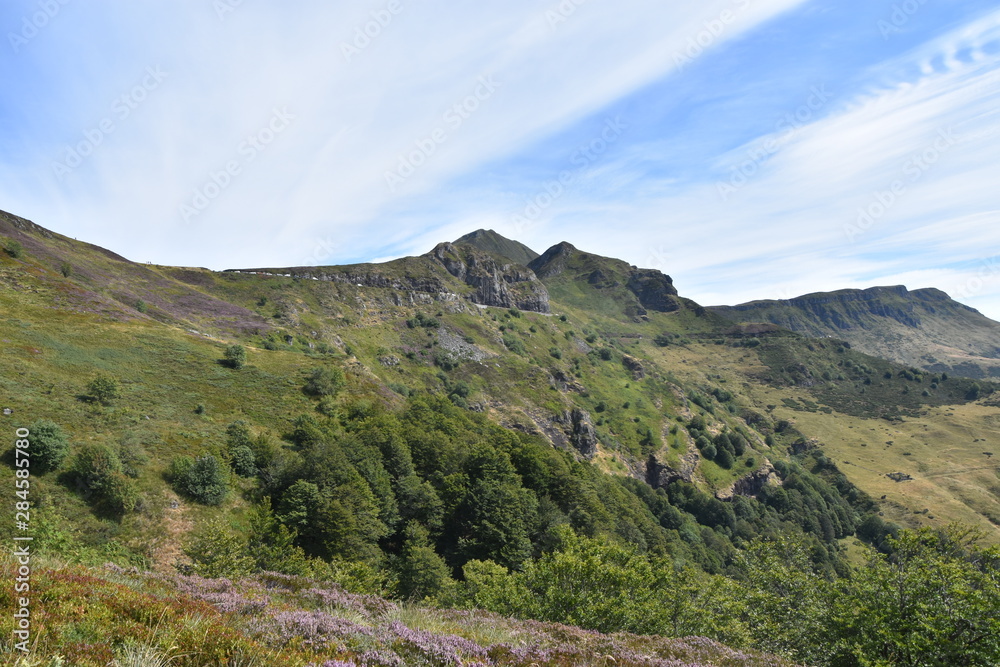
xmin=626 ymin=269 xmax=681 ymax=313
xmin=716 ymin=461 xmax=781 ymax=500
xmin=428 ymin=242 xmax=550 ymax=313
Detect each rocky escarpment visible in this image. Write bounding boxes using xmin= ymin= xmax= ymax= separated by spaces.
xmin=626 ymin=269 xmax=681 ymax=313
xmin=711 ymin=286 xmax=959 ymax=332
xmin=529 ymin=242 xmax=683 ymax=314
xmin=428 ymin=242 xmax=550 ymax=313
xmin=553 ymin=408 xmax=598 ymax=458
xmin=710 ymin=285 xmax=1000 ymax=381
xmin=716 ymin=461 xmax=781 ymax=500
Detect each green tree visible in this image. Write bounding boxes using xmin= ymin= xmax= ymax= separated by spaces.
xmin=184 ymin=518 xmax=254 ymax=578
xmin=397 ymin=522 xmax=454 ymax=601
xmin=304 ymin=366 xmax=346 ymax=397
xmin=229 ymin=445 xmax=256 ymax=477
xmin=828 ymin=526 xmax=1000 ymax=666
xmin=223 ymin=344 xmax=247 ymax=369
xmin=69 ymin=443 xmax=139 ymax=514
xmin=3 ymin=238 xmax=23 ymax=258
xmin=715 ymin=446 xmax=734 ymax=469
xmin=731 ymin=536 xmax=831 ymax=665
xmin=59 ymin=261 xmax=72 ymax=277
xmin=87 ymin=374 xmax=121 ymax=406
xmin=26 ymin=420 xmax=70 ymax=473
xmin=174 ymin=454 xmax=229 ymax=505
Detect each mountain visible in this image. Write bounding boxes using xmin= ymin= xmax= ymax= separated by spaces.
xmin=710 ymin=285 xmax=1000 ymax=380
xmin=3 ymin=207 xmax=1000 ymax=665
xmin=454 ymin=228 xmax=540 ymax=266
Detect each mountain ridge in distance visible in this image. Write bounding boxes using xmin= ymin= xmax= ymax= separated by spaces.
xmin=710 ymin=285 xmax=1000 ymax=381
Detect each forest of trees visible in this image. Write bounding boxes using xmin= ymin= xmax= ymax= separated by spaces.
xmin=173 ymin=394 xmax=1000 ymax=666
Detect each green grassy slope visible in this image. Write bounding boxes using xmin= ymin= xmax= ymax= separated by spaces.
xmin=454 ymin=228 xmax=540 ymax=266
xmin=711 ymin=285 xmax=1000 ymax=380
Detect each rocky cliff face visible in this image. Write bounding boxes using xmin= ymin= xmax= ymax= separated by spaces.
xmin=428 ymin=242 xmax=550 ymax=313
xmin=710 ymin=285 xmax=1000 ymax=381
xmin=626 ymin=269 xmax=681 ymax=313
xmin=556 ymin=408 xmax=598 ymax=458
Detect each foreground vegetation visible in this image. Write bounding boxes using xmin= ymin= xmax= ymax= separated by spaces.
xmin=3 ymin=215 xmax=1000 ymax=664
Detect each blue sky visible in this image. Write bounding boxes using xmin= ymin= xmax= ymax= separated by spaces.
xmin=2 ymin=1 xmax=1000 ymax=319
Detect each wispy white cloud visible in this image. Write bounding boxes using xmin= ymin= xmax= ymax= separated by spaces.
xmin=2 ymin=1 xmax=999 ymax=321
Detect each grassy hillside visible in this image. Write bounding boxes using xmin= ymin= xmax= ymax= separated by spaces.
xmin=454 ymin=229 xmax=540 ymax=266
xmin=3 ymin=211 xmax=1000 ymax=665
xmin=711 ymin=285 xmax=1000 ymax=381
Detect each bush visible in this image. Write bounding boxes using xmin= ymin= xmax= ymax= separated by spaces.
xmin=502 ymin=334 xmax=526 ymax=355
xmin=599 ymin=348 xmax=613 ymax=361
xmin=72 ymin=443 xmax=123 ymax=493
xmin=549 ymin=347 xmax=562 ymax=359
xmin=715 ymin=447 xmax=734 ymax=469
xmin=26 ymin=420 xmax=70 ymax=473
xmin=223 ymin=344 xmax=247 ymax=369
xmin=70 ymin=443 xmax=138 ymax=514
xmin=304 ymin=366 xmax=345 ymax=397
xmin=3 ymin=238 xmax=23 ymax=258
xmin=87 ymin=374 xmax=121 ymax=405
xmin=102 ymin=472 xmax=140 ymax=513
xmin=172 ymin=454 xmax=228 ymax=505
xmin=230 ymin=446 xmax=256 ymax=477
xmin=59 ymin=261 xmax=72 ymax=277
xmin=225 ymin=420 xmax=253 ymax=450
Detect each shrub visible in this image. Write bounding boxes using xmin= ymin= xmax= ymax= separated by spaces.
xmin=59 ymin=261 xmax=72 ymax=277
xmin=549 ymin=347 xmax=562 ymax=359
xmin=433 ymin=349 xmax=460 ymax=370
xmin=72 ymin=443 xmax=123 ymax=494
xmin=223 ymin=344 xmax=247 ymax=369
xmin=502 ymin=334 xmax=526 ymax=355
xmin=226 ymin=420 xmax=253 ymax=449
xmin=599 ymin=348 xmax=613 ymax=361
xmin=701 ymin=444 xmax=718 ymax=461
xmin=70 ymin=443 xmax=138 ymax=514
xmin=4 ymin=238 xmax=23 ymax=258
xmin=87 ymin=374 xmax=121 ymax=405
xmin=102 ymin=472 xmax=140 ymax=513
xmin=230 ymin=446 xmax=257 ymax=477
xmin=304 ymin=366 xmax=346 ymax=397
xmin=26 ymin=420 xmax=70 ymax=473
xmin=715 ymin=447 xmax=734 ymax=469
xmin=172 ymin=454 xmax=228 ymax=505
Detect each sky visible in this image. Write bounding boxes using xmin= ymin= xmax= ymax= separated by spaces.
xmin=2 ymin=1 xmax=1000 ymax=319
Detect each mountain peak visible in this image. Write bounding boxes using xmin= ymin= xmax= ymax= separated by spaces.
xmin=453 ymin=229 xmax=539 ymax=266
